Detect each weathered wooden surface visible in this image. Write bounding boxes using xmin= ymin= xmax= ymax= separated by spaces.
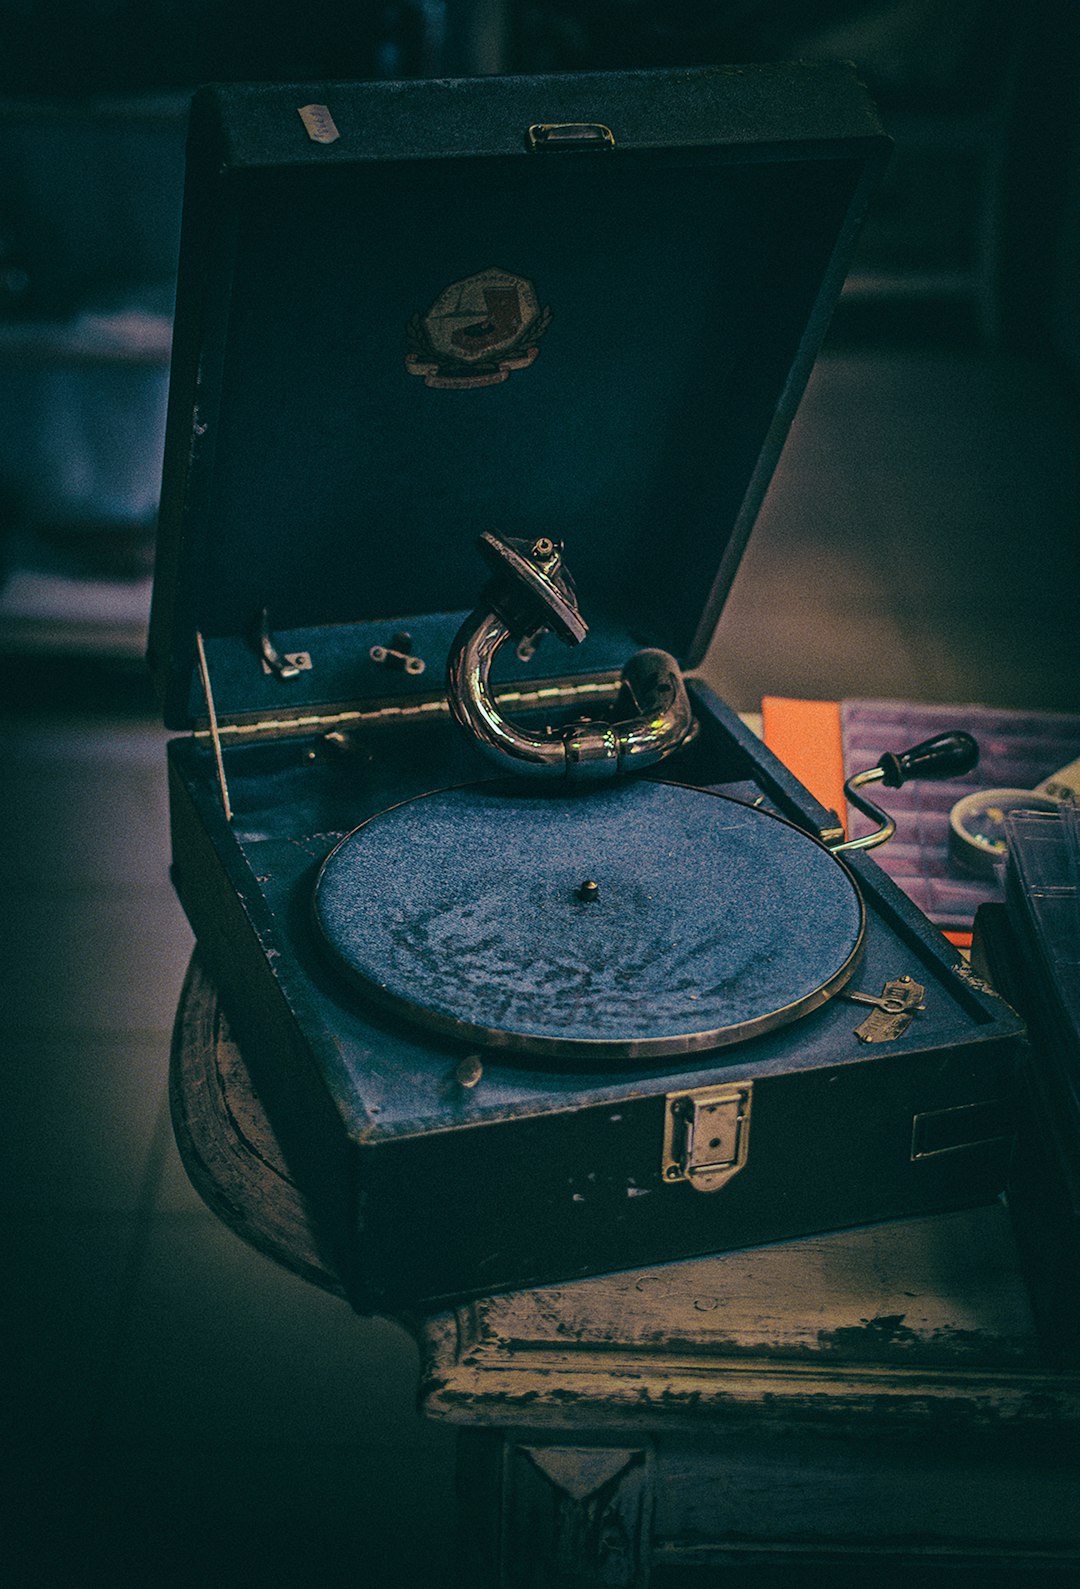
xmin=174 ymin=954 xmax=1080 ymax=1583
xmin=173 ymin=952 xmax=1079 ymax=1435
xmin=501 ymin=1442 xmax=653 ymax=1589
xmin=420 ymin=1205 xmax=1080 ymax=1435
xmin=646 ymin=1430 xmax=1080 ymax=1555
xmin=169 ymin=954 xmax=343 ymax=1296
xmin=457 ymin=1421 xmax=1080 ymax=1586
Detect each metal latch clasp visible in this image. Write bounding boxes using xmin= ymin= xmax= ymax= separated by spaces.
xmin=662 ymin=1083 xmax=752 ymax=1193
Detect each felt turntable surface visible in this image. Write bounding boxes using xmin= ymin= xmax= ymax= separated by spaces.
xmin=314 ymin=780 xmax=865 ymax=1061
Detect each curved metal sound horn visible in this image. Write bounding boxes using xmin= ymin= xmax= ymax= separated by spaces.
xmin=446 ymin=532 xmax=695 ymax=781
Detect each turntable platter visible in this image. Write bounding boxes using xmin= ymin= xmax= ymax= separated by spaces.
xmin=313 ymin=780 xmax=865 ymax=1062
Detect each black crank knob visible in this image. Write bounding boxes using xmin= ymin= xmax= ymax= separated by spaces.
xmin=878 ymin=731 xmax=979 ymax=789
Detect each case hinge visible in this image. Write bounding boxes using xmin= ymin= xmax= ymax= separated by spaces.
xmin=191 ymin=676 xmax=624 ymax=747
xmin=662 ymin=1082 xmax=752 ymax=1193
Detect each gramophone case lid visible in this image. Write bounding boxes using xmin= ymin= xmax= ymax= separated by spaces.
xmin=150 ymin=65 xmax=887 ymax=729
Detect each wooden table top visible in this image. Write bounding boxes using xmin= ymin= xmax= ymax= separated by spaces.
xmin=172 ymin=952 xmax=1080 ymax=1441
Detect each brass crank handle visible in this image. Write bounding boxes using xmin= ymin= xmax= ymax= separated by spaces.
xmin=831 ymin=731 xmax=979 ymax=854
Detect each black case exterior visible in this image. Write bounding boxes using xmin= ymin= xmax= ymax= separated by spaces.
xmin=973 ymin=904 xmax=1080 ymax=1358
xmin=153 ymin=67 xmax=1024 ymax=1313
xmin=164 ymin=685 xmax=1022 ymax=1313
xmin=149 ymin=65 xmax=891 ymax=724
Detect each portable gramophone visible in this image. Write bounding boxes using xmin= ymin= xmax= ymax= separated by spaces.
xmin=151 ymin=68 xmax=1022 ymax=1309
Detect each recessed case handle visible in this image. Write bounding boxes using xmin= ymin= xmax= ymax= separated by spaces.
xmin=526 ymin=122 xmax=615 ymax=152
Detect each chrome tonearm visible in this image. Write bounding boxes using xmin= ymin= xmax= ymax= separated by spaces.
xmin=446 ymin=531 xmax=695 ymax=780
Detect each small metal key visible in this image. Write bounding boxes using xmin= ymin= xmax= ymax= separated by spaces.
xmin=845 ymin=975 xmax=926 ymax=1042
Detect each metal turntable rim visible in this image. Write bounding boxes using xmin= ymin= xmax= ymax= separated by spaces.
xmin=312 ymin=775 xmax=870 ymax=1061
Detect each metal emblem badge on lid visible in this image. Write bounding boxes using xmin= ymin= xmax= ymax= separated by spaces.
xmin=405 ymin=268 xmax=553 ymax=389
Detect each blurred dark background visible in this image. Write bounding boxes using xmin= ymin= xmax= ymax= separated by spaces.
xmin=0 ymin=0 xmax=1077 ymax=689
xmin=1 ymin=5 xmax=1078 ymax=1586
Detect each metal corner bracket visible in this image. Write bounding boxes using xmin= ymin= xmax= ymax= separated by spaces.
xmin=662 ymin=1082 xmax=752 ymax=1193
